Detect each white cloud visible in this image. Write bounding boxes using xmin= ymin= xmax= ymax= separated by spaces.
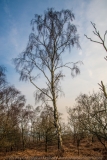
xmin=79 ymin=51 xmax=82 ymax=55
xmin=9 ymin=27 xmax=19 ymax=49
xmin=88 ymin=69 xmax=93 ymax=77
xmin=4 ymin=1 xmax=11 ymax=18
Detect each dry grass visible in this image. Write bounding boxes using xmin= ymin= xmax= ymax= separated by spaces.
xmin=0 ymin=139 xmax=106 ymax=160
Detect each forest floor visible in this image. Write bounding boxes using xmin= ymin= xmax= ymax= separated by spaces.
xmin=0 ymin=139 xmax=107 ymax=160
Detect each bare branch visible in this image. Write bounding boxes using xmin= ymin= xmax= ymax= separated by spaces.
xmin=29 ymin=77 xmax=53 ymax=101
xmin=85 ymin=22 xmax=107 ymax=59
xmin=104 ymin=30 xmax=107 ymax=41
xmin=98 ymin=81 xmax=107 ymax=99
xmin=84 ymin=34 xmax=102 ymax=44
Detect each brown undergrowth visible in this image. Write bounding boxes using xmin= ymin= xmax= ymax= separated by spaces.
xmin=0 ymin=138 xmax=106 ymax=160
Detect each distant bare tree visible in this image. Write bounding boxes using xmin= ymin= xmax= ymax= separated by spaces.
xmin=0 ymin=66 xmax=7 ymax=90
xmin=38 ymin=105 xmax=56 ymax=152
xmin=0 ymin=66 xmax=7 ymax=107
xmin=13 ymin=8 xmax=82 ymax=151
xmin=0 ymin=85 xmax=26 ymax=151
xmin=74 ymin=92 xmax=107 ymax=151
xmin=67 ymin=106 xmax=85 ymax=155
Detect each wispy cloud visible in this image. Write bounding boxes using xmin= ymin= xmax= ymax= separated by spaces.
xmin=88 ymin=69 xmax=93 ymax=77
xmin=78 ymin=51 xmax=83 ymax=55
xmin=3 ymin=1 xmax=11 ymax=18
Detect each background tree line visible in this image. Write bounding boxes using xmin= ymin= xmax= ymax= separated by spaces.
xmin=0 ymin=65 xmax=107 ymax=155
xmin=0 ymin=66 xmax=62 ymax=152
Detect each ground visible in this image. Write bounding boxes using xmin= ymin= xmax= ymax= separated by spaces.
xmin=0 ymin=138 xmax=107 ymax=160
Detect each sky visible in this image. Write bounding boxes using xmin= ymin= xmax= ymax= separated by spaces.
xmin=0 ymin=0 xmax=107 ymax=122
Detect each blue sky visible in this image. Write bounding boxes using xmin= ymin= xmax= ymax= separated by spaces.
xmin=0 ymin=0 xmax=107 ymax=121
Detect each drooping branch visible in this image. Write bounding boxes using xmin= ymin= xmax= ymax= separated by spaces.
xmin=29 ymin=77 xmax=53 ymax=101
xmin=55 ymin=61 xmax=83 ymax=77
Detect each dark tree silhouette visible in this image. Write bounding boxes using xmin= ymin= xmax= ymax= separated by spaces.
xmin=0 ymin=66 xmax=7 ymax=90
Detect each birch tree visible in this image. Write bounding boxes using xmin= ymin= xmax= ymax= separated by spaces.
xmin=13 ymin=8 xmax=82 ymax=151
